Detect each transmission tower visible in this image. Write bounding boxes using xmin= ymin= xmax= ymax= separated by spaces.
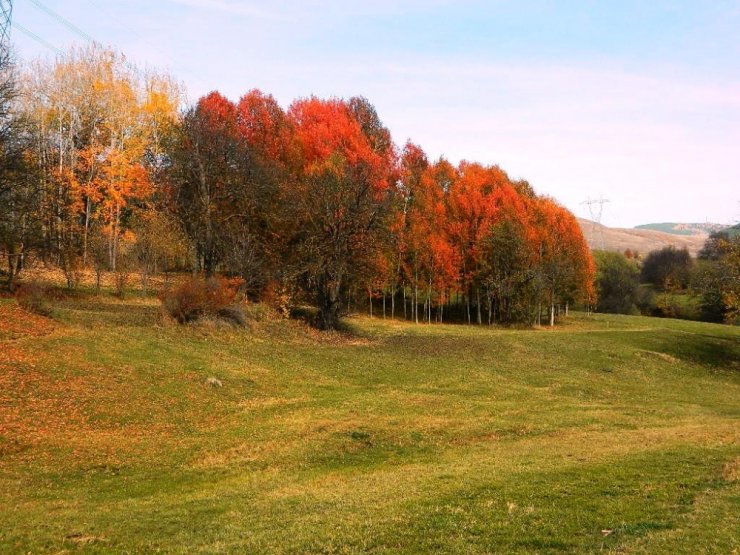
xmin=0 ymin=0 xmax=11 ymax=50
xmin=581 ymin=195 xmax=610 ymax=250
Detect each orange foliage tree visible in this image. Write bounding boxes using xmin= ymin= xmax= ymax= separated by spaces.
xmin=287 ymin=96 xmax=396 ymax=329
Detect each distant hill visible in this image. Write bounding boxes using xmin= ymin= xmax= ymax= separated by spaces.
xmin=722 ymin=223 xmax=740 ymax=238
xmin=578 ymin=218 xmax=707 ymax=256
xmin=634 ymin=222 xmax=726 ymax=236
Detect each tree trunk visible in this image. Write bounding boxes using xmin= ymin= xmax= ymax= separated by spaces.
xmin=414 ymin=282 xmax=419 ymax=324
xmin=476 ymin=286 xmax=482 ymax=325
xmin=83 ymin=196 xmax=90 ymax=266
xmin=6 ymin=250 xmax=16 ymax=292
xmin=549 ymin=292 xmax=555 ymax=327
xmin=466 ymin=288 xmax=471 ymax=325
xmin=316 ymin=277 xmax=342 ymax=330
xmin=403 ymin=284 xmax=407 ymax=320
xmin=391 ymin=286 xmax=395 ymax=319
xmin=488 ymin=288 xmax=492 ymax=325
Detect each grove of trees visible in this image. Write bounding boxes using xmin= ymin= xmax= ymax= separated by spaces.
xmin=1 ymin=45 xmax=597 ymax=329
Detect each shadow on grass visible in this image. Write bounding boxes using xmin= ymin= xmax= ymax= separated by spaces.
xmin=638 ymin=330 xmax=740 ymax=372
xmin=55 ymin=296 xmax=162 ymax=327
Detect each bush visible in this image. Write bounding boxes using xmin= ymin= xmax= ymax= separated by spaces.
xmin=161 ymin=276 xmax=244 ymax=324
xmin=15 ymin=281 xmax=53 ymax=317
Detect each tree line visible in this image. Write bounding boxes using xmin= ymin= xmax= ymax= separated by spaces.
xmin=1 ymin=45 xmax=595 ymax=329
xmin=594 ymin=235 xmax=740 ymax=324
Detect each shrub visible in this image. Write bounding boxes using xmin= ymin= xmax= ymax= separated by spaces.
xmin=15 ymin=281 xmax=53 ymax=317
xmin=216 ymin=305 xmax=248 ymax=326
xmin=161 ymin=276 xmax=244 ymax=323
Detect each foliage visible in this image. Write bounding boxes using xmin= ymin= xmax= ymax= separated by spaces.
xmin=160 ymin=275 xmax=244 ymax=323
xmin=287 ymin=96 xmax=396 ymax=329
xmin=696 ymin=232 xmax=740 ymax=323
xmin=594 ymin=250 xmax=640 ymax=314
xmin=640 ymin=246 xmax=693 ymax=291
xmin=10 ymin=45 xmax=596 ymax=329
xmin=18 ymin=45 xmax=181 ymax=274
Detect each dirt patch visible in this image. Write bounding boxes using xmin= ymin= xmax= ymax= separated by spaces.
xmin=722 ymin=457 xmax=739 ymax=482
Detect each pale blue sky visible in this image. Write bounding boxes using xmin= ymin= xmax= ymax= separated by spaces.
xmin=12 ymin=0 xmax=740 ymax=227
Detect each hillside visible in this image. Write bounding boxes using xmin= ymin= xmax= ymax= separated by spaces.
xmin=1 ymin=294 xmax=738 ymax=553
xmin=578 ymin=218 xmax=707 ymax=255
xmin=634 ymin=222 xmax=725 ymax=236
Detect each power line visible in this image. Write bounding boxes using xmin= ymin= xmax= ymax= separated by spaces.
xmin=28 ymin=0 xmax=96 ymax=43
xmin=13 ymin=21 xmax=62 ymax=54
xmin=81 ymin=0 xmax=185 ymax=75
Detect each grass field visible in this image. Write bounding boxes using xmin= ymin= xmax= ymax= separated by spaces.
xmin=0 ymin=291 xmax=738 ymax=553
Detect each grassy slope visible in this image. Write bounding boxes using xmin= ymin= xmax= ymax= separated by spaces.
xmin=0 ymin=294 xmax=738 ymax=554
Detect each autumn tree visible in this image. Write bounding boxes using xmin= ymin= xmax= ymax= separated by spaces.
xmin=288 ymin=97 xmax=396 ymax=329
xmin=407 ymin=158 xmax=457 ymax=323
xmin=446 ymin=162 xmax=511 ymax=324
xmin=477 ymin=196 xmax=537 ymax=324
xmin=532 ymin=197 xmax=596 ymax=326
xmin=233 ymin=89 xmax=296 ymax=296
xmin=20 ymin=45 xmax=180 ymax=277
xmin=167 ymin=92 xmax=243 ymax=276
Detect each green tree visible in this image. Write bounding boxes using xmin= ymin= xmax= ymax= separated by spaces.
xmin=640 ymin=246 xmax=693 ymax=291
xmin=593 ymin=251 xmax=640 ymax=314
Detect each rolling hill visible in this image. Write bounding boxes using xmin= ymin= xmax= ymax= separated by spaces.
xmin=635 ymin=222 xmax=726 ymax=236
xmin=0 ymin=294 xmax=738 ymax=553
xmin=578 ymin=218 xmax=708 ymax=256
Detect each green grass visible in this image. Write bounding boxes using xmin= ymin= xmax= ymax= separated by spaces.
xmin=0 ymin=293 xmax=738 ymax=553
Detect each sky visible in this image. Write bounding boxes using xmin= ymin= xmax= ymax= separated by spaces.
xmin=11 ymin=0 xmax=740 ymax=227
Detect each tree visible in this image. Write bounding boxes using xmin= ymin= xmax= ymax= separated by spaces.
xmin=446 ymin=162 xmax=506 ymax=324
xmin=0 ymin=54 xmax=42 ymax=290
xmin=19 ymin=45 xmax=180 ymax=275
xmin=593 ymin=250 xmax=640 ymax=314
xmin=233 ymin=89 xmax=296 ymax=297
xmin=167 ymin=92 xmax=242 ymax=276
xmin=288 ymin=97 xmax=396 ymax=329
xmin=532 ymin=197 xmax=596 ymax=326
xmin=130 ymin=209 xmax=191 ymax=295
xmin=640 ymin=246 xmax=693 ymax=291
xmin=696 ymin=232 xmax=740 ymax=323
xmin=478 ymin=199 xmax=536 ymax=324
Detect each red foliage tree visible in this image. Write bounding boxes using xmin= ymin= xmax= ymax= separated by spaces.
xmin=288 ymin=97 xmax=396 ymax=329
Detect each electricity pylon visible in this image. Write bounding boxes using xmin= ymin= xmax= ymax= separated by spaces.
xmin=0 ymin=0 xmax=11 ymax=63
xmin=581 ymin=196 xmax=610 ymax=250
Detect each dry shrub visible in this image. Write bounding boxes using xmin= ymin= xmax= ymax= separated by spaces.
xmin=15 ymin=281 xmax=53 ymax=317
xmin=161 ymin=276 xmax=244 ymax=324
xmin=262 ymin=280 xmax=293 ymax=317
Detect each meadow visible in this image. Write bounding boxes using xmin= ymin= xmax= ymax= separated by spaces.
xmin=0 ymin=290 xmax=738 ymax=554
